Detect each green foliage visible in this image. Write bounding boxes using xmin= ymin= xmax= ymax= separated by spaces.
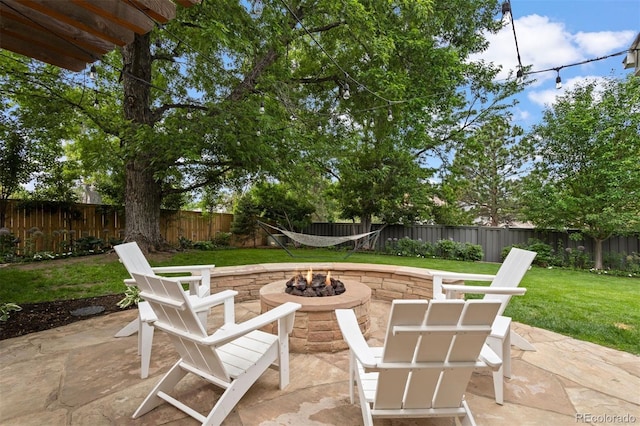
xmin=520 ymin=75 xmax=640 ymax=268
xmin=386 ymin=237 xmax=435 ymax=258
xmin=0 ymin=229 xmax=18 ymax=261
xmin=439 ymin=115 xmax=532 ymax=226
xmin=116 ymin=286 xmax=140 ymax=309
xmin=385 ymin=237 xmax=483 ymax=261
xmin=252 ymin=182 xmax=315 ymax=231
xmin=230 ymin=194 xmax=261 ymax=243
xmin=0 ymin=302 xmax=22 ymax=321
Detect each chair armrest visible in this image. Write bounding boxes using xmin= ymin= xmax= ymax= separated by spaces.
xmin=430 ymin=271 xmax=496 ymax=282
xmin=442 ymin=284 xmax=526 ymax=297
xmin=479 ymin=344 xmax=502 ymax=371
xmin=151 ymin=265 xmax=215 ymax=274
xmin=204 ymin=302 xmax=301 ymax=346
xmin=336 ymin=309 xmax=376 ymax=368
xmin=430 ymin=270 xmax=496 ymax=300
xmin=151 ymin=273 xmax=209 ymax=297
xmin=190 ymin=290 xmax=237 ymax=310
xmin=190 ymin=289 xmax=237 ymax=324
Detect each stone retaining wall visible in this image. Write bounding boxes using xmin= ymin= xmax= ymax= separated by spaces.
xmin=209 ymin=262 xmax=440 ymax=302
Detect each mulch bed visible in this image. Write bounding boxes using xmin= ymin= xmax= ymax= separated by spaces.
xmin=0 ymin=294 xmax=133 ymax=340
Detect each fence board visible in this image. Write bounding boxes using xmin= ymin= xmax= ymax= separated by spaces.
xmin=0 ymin=200 xmax=233 ymax=254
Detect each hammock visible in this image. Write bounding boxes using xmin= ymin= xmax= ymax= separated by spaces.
xmin=258 ymin=221 xmax=380 ymax=258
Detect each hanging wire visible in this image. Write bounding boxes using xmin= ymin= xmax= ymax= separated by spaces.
xmin=276 ymin=0 xmax=398 ymax=105
xmin=524 ymin=50 xmax=628 ymax=76
xmin=501 ymin=0 xmax=523 ymax=78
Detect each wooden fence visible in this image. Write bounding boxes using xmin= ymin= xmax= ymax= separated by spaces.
xmin=2 ymin=199 xmax=637 ymax=264
xmin=0 ymin=200 xmax=233 ymax=254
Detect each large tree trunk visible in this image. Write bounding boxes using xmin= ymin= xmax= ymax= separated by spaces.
xmin=594 ymin=238 xmax=604 ymax=270
xmin=121 ymin=33 xmax=163 ymax=252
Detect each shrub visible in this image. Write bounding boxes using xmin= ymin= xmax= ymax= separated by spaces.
xmin=386 ymin=237 xmax=434 ymax=258
xmin=435 ymin=239 xmax=458 ymax=259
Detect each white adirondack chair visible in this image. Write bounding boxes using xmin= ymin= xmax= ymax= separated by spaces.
xmin=336 ymin=299 xmax=503 ymax=426
xmin=430 ymin=247 xmax=537 ymax=404
xmin=130 ymin=272 xmax=301 ymax=426
xmin=113 ymin=242 xmax=219 ymax=378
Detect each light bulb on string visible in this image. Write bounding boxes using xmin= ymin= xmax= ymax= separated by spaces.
xmin=186 ymin=111 xmax=192 ymax=120
xmin=259 ymin=100 xmax=265 ymax=114
xmin=369 ymin=118 xmax=375 ymax=128
xmin=89 ymin=65 xmax=96 ymax=80
xmin=555 ymin=69 xmax=562 ymax=89
xmin=251 ymin=0 xmax=263 ymax=17
xmin=342 ymin=82 xmax=350 ymax=100
xmin=387 ymin=107 xmax=393 ymax=122
xmin=256 ymin=129 xmax=261 ymax=136
xmin=93 ymin=88 xmax=99 ymax=108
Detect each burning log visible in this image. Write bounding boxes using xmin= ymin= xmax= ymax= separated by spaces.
xmin=284 ymin=269 xmax=346 ymax=297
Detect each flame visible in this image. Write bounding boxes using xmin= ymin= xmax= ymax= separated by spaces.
xmin=325 ymin=271 xmax=331 ymax=286
xmin=306 ymin=268 xmax=313 ymax=285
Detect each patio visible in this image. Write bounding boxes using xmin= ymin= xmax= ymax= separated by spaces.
xmin=1 ymin=299 xmax=638 ymax=425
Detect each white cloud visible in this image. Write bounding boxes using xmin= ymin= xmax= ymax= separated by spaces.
xmin=475 ymin=14 xmax=636 ymax=82
xmin=573 ymin=31 xmax=636 ymax=56
xmin=528 ymin=75 xmax=607 ymax=108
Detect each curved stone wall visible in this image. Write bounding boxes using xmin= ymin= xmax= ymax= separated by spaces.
xmin=209 ymin=262 xmax=441 ymax=302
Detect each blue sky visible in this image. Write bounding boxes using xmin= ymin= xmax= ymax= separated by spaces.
xmin=477 ymin=0 xmax=639 ymax=130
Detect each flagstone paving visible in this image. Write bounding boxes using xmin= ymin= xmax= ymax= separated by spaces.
xmin=1 ymin=300 xmax=638 ymax=425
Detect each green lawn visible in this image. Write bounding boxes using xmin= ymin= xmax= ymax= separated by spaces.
xmin=1 ymin=247 xmax=638 ymax=355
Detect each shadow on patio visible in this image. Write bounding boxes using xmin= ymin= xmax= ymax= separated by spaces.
xmin=1 ymin=300 xmax=638 ymax=425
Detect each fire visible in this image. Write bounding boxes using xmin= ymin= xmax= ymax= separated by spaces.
xmin=306 ymin=268 xmax=313 ymax=285
xmin=325 ymin=271 xmax=331 ymax=286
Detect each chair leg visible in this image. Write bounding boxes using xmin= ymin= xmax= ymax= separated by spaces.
xmin=205 ymin=348 xmax=277 ymax=426
xmin=459 ymin=400 xmax=477 ymax=426
xmin=487 ymin=336 xmax=505 ymax=405
xmin=140 ymin=320 xmax=154 ymax=379
xmin=510 ymin=330 xmax=536 ymax=351
xmin=115 ymin=318 xmax=139 ymax=337
xmin=133 ymin=362 xmax=188 ymax=418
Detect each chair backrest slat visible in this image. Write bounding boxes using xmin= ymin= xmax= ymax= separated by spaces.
xmin=483 ymin=248 xmax=537 ymax=314
xmin=373 ymin=299 xmax=501 ymax=411
xmin=114 ymin=242 xmax=154 ymax=277
xmin=131 ymin=272 xmax=230 ymax=381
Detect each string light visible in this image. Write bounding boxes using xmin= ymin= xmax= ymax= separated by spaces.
xmin=555 ymin=69 xmax=562 ymax=89
xmin=250 ymin=0 xmax=263 ymax=18
xmin=501 ymin=0 xmax=523 ymax=81
xmin=387 ymin=106 xmax=393 ymax=122
xmin=259 ymin=100 xmax=265 ymax=114
xmin=89 ymin=64 xmax=96 ymax=80
xmin=342 ymin=82 xmax=350 ymax=100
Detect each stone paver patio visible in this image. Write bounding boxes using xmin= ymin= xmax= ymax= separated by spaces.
xmin=1 ymin=300 xmax=638 ymax=425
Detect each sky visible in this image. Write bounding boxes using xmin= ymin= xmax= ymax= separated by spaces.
xmin=476 ymin=0 xmax=639 ymax=129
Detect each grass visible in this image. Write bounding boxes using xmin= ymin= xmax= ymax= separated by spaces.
xmin=1 ymin=247 xmax=638 ymax=355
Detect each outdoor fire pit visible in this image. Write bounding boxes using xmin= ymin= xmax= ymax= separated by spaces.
xmin=284 ymin=269 xmax=346 ymax=297
xmin=260 ymin=269 xmax=371 ymax=353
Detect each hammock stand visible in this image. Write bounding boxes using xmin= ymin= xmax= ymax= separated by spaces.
xmin=257 ymin=221 xmax=381 ymax=259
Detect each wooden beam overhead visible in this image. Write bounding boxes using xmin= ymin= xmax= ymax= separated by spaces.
xmin=0 ymin=0 xmax=198 ymax=71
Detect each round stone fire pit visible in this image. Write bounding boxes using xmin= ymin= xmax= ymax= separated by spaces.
xmin=260 ymin=279 xmax=371 ymax=353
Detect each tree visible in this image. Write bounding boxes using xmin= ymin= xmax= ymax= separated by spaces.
xmin=440 ymin=115 xmax=531 ymax=226
xmin=252 ymin=182 xmax=315 ymax=231
xmin=1 ymin=0 xmax=518 ymax=252
xmin=520 ymin=75 xmax=640 ymax=269
xmin=0 ymin=82 xmax=72 ymax=226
